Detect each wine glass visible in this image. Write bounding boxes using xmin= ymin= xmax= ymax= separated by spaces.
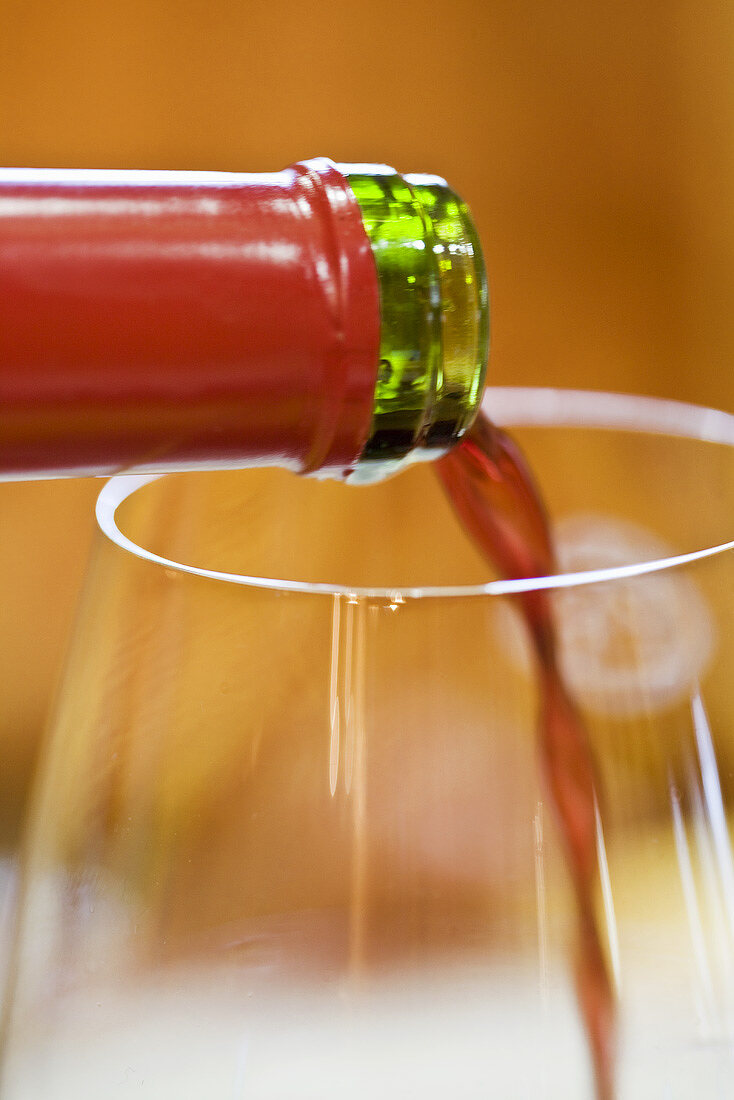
xmin=1 ymin=388 xmax=734 ymax=1098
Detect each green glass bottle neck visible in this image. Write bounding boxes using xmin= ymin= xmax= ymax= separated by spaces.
xmin=342 ymin=164 xmax=489 ymax=482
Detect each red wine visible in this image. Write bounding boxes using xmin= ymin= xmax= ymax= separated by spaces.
xmin=437 ymin=411 xmax=616 ymax=1100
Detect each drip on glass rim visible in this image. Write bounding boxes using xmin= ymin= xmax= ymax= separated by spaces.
xmin=96 ymin=387 xmax=734 ymax=600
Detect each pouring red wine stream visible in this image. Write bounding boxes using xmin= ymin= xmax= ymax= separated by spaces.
xmin=437 ymin=411 xmax=617 ymax=1100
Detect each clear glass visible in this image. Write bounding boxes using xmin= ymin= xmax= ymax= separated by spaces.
xmin=2 ymin=388 xmax=734 ymax=1098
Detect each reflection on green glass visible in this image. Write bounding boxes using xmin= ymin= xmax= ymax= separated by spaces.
xmin=345 ymin=170 xmax=442 ymax=465
xmin=343 ymin=166 xmax=489 ymax=477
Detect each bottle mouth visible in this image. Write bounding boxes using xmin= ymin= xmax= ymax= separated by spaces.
xmin=341 ymin=165 xmax=489 ymax=482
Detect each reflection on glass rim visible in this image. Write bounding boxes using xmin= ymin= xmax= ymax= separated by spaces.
xmin=96 ymin=388 xmax=734 ymax=600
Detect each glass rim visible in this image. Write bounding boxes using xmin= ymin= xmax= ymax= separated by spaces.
xmin=96 ymin=387 xmax=734 ymax=600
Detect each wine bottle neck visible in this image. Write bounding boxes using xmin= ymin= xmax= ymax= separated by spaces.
xmin=0 ymin=159 xmax=486 ymax=482
xmin=344 ymin=164 xmax=488 ymax=482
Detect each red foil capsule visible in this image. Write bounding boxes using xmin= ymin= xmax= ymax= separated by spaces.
xmin=0 ymin=159 xmax=381 ymax=479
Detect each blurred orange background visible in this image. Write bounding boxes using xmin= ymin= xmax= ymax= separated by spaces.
xmin=2 ymin=0 xmax=734 ymax=840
